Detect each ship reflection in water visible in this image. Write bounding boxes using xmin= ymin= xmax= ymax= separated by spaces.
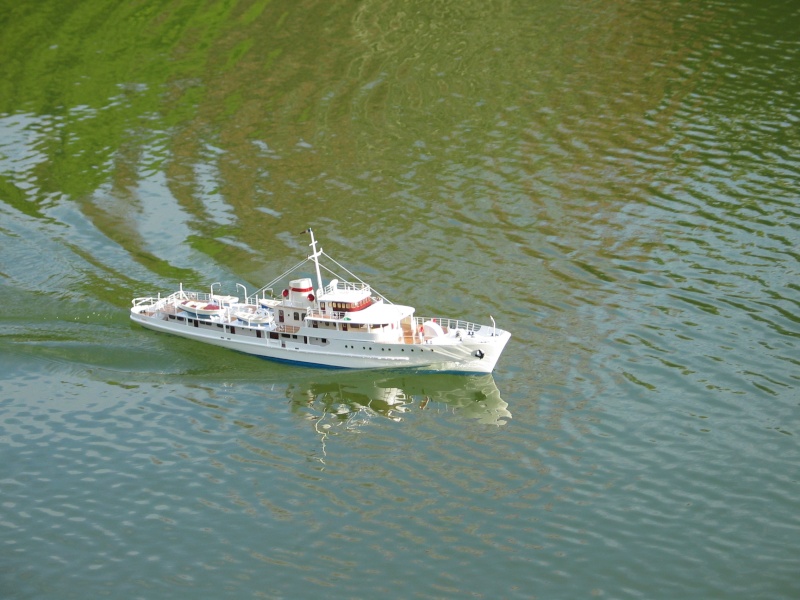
xmin=286 ymin=372 xmax=511 ymax=435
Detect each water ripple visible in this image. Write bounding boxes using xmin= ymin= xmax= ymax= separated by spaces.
xmin=2 ymin=0 xmax=799 ymax=598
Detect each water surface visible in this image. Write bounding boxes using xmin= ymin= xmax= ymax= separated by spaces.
xmin=1 ymin=1 xmax=798 ymax=598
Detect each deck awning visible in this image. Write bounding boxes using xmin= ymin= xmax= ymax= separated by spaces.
xmin=316 ymin=302 xmax=414 ymax=325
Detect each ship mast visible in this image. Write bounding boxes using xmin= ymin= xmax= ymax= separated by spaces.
xmin=306 ymin=228 xmax=324 ymax=298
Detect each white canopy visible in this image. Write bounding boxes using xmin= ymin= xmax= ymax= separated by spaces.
xmin=320 ymin=301 xmax=414 ymax=325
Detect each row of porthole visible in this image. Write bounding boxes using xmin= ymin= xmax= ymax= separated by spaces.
xmin=343 ymin=345 xmax=433 ymax=352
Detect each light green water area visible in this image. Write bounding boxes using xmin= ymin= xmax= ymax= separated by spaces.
xmin=1 ymin=1 xmax=798 ymax=598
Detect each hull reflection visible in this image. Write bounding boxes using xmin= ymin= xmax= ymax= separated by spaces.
xmin=287 ymin=371 xmax=511 ymax=428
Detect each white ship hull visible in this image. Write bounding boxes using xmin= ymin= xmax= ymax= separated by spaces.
xmin=130 ymin=304 xmax=509 ymax=373
xmin=130 ymin=229 xmax=511 ymax=373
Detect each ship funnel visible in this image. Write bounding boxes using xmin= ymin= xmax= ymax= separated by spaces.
xmin=287 ymin=278 xmax=315 ymax=305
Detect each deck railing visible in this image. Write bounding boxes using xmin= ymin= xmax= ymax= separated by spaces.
xmin=324 ymin=280 xmax=371 ymax=295
xmin=132 ymin=289 xmax=238 ymax=309
xmin=414 ymin=316 xmax=480 ymax=333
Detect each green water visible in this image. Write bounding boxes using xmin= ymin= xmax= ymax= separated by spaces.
xmin=2 ymin=1 xmax=798 ymax=598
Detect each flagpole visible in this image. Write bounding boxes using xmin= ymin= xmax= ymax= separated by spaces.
xmin=305 ymin=228 xmax=324 ymax=297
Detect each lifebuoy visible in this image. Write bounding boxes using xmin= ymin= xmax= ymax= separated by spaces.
xmin=307 ymin=293 xmax=315 ymax=302
xmin=282 ymin=289 xmax=289 ymax=297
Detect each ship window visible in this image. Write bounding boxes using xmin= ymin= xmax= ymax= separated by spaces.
xmin=322 ymin=338 xmax=327 ymax=343
xmin=294 ymin=312 xmax=299 ymax=320
xmin=256 ymin=330 xmax=262 ymax=338
xmin=270 ymin=332 xmax=279 ymax=340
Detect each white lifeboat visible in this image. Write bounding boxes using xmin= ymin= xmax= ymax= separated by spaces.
xmin=234 ymin=308 xmax=275 ymax=326
xmin=179 ymin=299 xmax=225 ymax=317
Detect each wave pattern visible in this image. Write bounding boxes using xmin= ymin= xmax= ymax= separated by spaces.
xmin=1 ymin=0 xmax=799 ymax=598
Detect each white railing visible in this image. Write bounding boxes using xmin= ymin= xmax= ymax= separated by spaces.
xmin=131 ymin=291 xmax=178 ymax=309
xmin=414 ymin=316 xmax=480 ymax=333
xmin=131 ymin=289 xmax=212 ymax=310
xmin=324 ymin=280 xmax=370 ymax=295
xmin=307 ymin=309 xmax=346 ymax=320
xmin=248 ymin=288 xmax=275 ymax=306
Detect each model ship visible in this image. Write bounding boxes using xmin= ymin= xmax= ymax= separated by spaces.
xmin=131 ymin=229 xmax=511 ymax=373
